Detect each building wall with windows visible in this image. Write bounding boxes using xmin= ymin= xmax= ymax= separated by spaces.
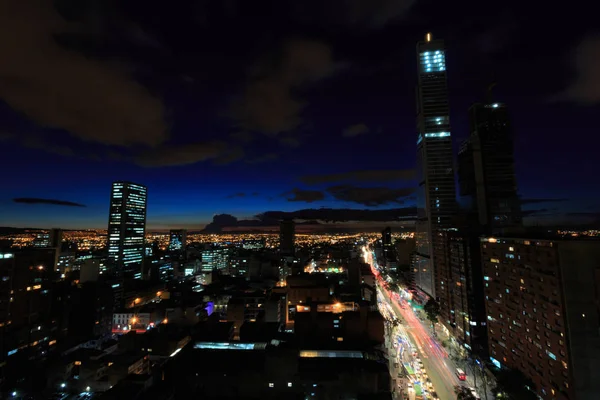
xmin=458 ymin=102 xmax=521 ymax=234
xmin=434 ymin=230 xmax=487 ymax=352
xmin=107 ymin=182 xmax=147 ymax=276
xmin=481 ymin=237 xmax=600 ymax=400
xmin=0 ymin=249 xmax=57 ymax=366
xmin=112 ymin=312 xmax=152 ymax=333
xmin=168 ymin=229 xmax=187 ymax=252
xmin=201 ymin=248 xmax=230 ymax=273
xmin=279 ymin=220 xmax=295 ymax=256
xmin=414 ymin=33 xmax=456 ymax=299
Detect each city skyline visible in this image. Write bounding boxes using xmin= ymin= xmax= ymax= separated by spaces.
xmin=1 ymin=1 xmax=599 ymax=231
xmin=1 ymin=3 xmax=599 ymax=399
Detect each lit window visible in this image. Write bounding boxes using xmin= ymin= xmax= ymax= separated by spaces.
xmin=288 ymin=382 xmax=292 ymax=387
xmin=424 ymin=132 xmax=450 ymax=138
xmin=268 ymin=383 xmax=274 ymax=388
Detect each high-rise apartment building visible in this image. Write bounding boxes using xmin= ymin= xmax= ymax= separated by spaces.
xmin=32 ymin=228 xmax=62 ymax=272
xmin=168 ymin=229 xmax=187 ymax=252
xmin=33 ymin=228 xmax=63 ymax=248
xmin=382 ymin=227 xmax=392 ymax=259
xmin=279 ymin=219 xmax=295 ymax=257
xmin=229 ymin=254 xmax=250 ymax=278
xmin=0 ymin=248 xmax=57 ymax=366
xmin=434 ymin=230 xmax=487 ymax=353
xmin=107 ymin=181 xmax=147 ymax=275
xmin=481 ymin=237 xmax=600 ymax=400
xmin=201 ymin=248 xmax=230 ymax=273
xmin=458 ymin=94 xmax=521 ymax=234
xmin=414 ymin=33 xmax=457 ymax=298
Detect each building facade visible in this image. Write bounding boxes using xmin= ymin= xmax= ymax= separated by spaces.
xmin=414 ymin=33 xmax=457 ymax=298
xmin=458 ymin=98 xmax=521 ymax=234
xmin=242 ymin=239 xmax=266 ymax=250
xmin=481 ymin=237 xmax=600 ymax=400
xmin=201 ymin=248 xmax=230 ymax=273
xmin=279 ymin=220 xmax=295 ymax=256
xmin=33 ymin=228 xmax=63 ymax=248
xmin=168 ymin=229 xmax=187 ymax=252
xmin=382 ymin=227 xmax=392 ymax=259
xmin=0 ymin=248 xmax=58 ymax=367
xmin=107 ymin=182 xmax=147 ymax=276
xmin=434 ymin=230 xmax=488 ymax=353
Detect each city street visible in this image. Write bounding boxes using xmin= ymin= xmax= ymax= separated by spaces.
xmin=379 ymin=282 xmax=457 ymax=400
xmin=364 ymin=246 xmax=476 ymax=400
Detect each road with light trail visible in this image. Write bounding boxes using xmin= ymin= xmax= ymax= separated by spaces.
xmin=364 ymin=247 xmax=462 ymax=400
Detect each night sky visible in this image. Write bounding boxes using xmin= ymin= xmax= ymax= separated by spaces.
xmin=1 ymin=0 xmax=599 ymax=230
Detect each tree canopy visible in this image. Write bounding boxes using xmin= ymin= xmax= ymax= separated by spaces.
xmin=492 ymin=368 xmax=537 ymax=400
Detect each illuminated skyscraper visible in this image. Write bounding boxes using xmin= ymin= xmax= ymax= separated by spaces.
xmin=381 ymin=227 xmax=392 ymax=259
xmin=168 ymin=229 xmax=187 ymax=252
xmin=414 ymin=33 xmax=457 ymax=298
xmin=201 ymin=248 xmax=230 ymax=272
xmin=107 ymin=182 xmax=147 ymax=275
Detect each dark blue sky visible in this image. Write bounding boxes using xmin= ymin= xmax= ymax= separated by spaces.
xmin=1 ymin=0 xmax=599 ymax=230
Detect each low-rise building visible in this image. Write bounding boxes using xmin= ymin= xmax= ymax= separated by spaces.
xmin=165 ymin=341 xmax=391 ymax=399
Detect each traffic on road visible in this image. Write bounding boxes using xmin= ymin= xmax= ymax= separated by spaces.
xmin=364 ymin=246 xmax=483 ymax=400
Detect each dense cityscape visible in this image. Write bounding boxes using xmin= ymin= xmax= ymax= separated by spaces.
xmin=1 ymin=2 xmax=599 ymax=400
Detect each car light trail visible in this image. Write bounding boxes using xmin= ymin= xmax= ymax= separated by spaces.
xmin=364 ymin=246 xmax=460 ymax=400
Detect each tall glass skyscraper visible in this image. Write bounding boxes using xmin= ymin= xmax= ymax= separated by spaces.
xmin=107 ymin=182 xmax=147 ymax=275
xmin=458 ymin=98 xmax=522 ymax=234
xmin=414 ymin=33 xmax=457 ymax=298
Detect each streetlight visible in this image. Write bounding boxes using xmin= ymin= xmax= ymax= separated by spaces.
xmin=60 ymin=383 xmax=66 ymax=389
xmin=86 ymin=386 xmax=91 ymax=392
